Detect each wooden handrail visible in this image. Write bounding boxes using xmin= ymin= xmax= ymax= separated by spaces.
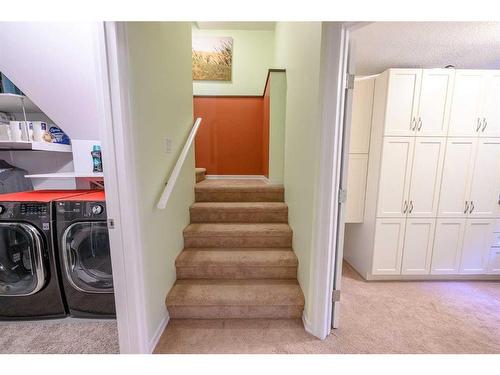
xmin=157 ymin=117 xmax=202 ymax=209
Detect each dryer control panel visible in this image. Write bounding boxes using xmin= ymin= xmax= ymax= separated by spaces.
xmin=56 ymin=201 xmax=107 ymax=221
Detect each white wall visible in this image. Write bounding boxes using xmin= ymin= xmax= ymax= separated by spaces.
xmin=0 ymin=22 xmax=101 ymax=140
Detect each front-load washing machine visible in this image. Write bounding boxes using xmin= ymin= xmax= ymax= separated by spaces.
xmin=55 ymin=190 xmax=115 ymax=318
xmin=0 ymin=190 xmax=90 ymax=320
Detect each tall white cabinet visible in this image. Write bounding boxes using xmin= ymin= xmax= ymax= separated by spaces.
xmin=344 ymin=68 xmax=500 ymax=280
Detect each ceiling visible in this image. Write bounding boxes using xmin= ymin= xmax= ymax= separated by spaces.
xmin=351 ymin=22 xmax=500 ymax=75
xmin=194 ymin=22 xmax=275 ymax=31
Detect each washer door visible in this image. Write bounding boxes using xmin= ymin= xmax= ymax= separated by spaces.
xmin=62 ymin=221 xmax=113 ymax=293
xmin=0 ymin=223 xmax=45 ymax=296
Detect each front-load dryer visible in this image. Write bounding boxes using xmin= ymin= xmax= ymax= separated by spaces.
xmin=55 ymin=190 xmax=115 ymax=318
xmin=0 ymin=190 xmax=90 ymax=320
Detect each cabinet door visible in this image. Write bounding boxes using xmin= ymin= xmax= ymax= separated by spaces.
xmin=350 ymin=78 xmax=375 ymax=153
xmin=376 ymin=137 xmax=414 ymax=217
xmin=459 ymin=219 xmax=495 ymax=274
xmin=384 ymin=69 xmax=421 ymax=136
xmin=437 ymin=138 xmax=476 ymax=217
xmin=468 ymin=138 xmax=500 ymax=218
xmin=345 ymin=154 xmax=368 ymax=223
xmin=448 ymin=70 xmax=484 ymax=137
xmin=407 ymin=137 xmax=446 ymax=217
xmin=480 ymin=71 xmax=500 ymax=137
xmin=487 ymin=248 xmax=500 ymax=274
xmin=401 ymin=218 xmax=435 ymax=275
xmin=372 ymin=218 xmax=406 ymax=275
xmin=416 ymin=69 xmax=454 ymax=136
xmin=431 ymin=219 xmax=466 ymax=274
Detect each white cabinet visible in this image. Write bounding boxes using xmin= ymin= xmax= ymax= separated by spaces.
xmin=377 ymin=137 xmax=445 ymax=218
xmin=417 ymin=69 xmax=454 ymax=136
xmin=448 ymin=70 xmax=500 ymax=138
xmin=384 ymin=69 xmax=421 ymax=136
xmin=372 ymin=218 xmax=406 ymax=275
xmin=401 ymin=218 xmax=435 ymax=275
xmin=438 ymin=138 xmax=476 ymax=217
xmin=407 ymin=138 xmax=446 ymax=217
xmin=376 ymin=137 xmax=414 ymax=217
xmin=448 ymin=70 xmax=484 ymax=137
xmin=383 ymin=69 xmax=453 ymax=137
xmin=431 ymin=219 xmax=465 ymax=274
xmin=346 ymin=154 xmax=368 ymax=223
xmin=481 ymin=71 xmax=500 ymax=137
xmin=468 ymin=138 xmax=500 ymax=218
xmin=438 ymin=138 xmax=500 ymax=218
xmin=350 ymin=78 xmax=375 ymax=153
xmin=460 ymin=219 xmax=495 ymax=274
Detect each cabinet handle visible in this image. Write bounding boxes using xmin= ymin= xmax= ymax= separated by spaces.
xmin=410 ymin=117 xmax=416 ymax=131
xmin=403 ymin=200 xmax=408 ymax=214
xmin=464 ymin=201 xmax=469 ymax=214
xmin=482 ymin=118 xmax=487 ymax=132
xmin=469 ymin=201 xmax=474 ymax=214
xmin=417 ymin=117 xmax=423 ymax=131
xmin=476 ymin=118 xmax=482 ymax=132
xmin=409 ymin=200 xmax=414 ymax=214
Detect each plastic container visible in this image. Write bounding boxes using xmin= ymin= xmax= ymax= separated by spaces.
xmin=91 ymin=144 xmax=103 ymax=173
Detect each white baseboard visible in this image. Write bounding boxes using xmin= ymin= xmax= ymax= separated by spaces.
xmin=148 ymin=312 xmax=170 ymax=353
xmin=205 ymin=175 xmax=266 ymax=180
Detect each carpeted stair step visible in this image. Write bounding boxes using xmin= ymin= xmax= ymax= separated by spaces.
xmin=190 ymin=202 xmax=288 ymax=223
xmin=183 ymin=223 xmax=292 ymax=248
xmin=166 ymin=279 xmax=304 ymax=319
xmin=195 ymin=179 xmax=284 ymax=202
xmin=195 ymin=168 xmax=206 ymax=183
xmin=175 ymin=249 xmax=298 ymax=279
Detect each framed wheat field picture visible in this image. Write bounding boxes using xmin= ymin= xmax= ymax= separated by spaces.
xmin=192 ymin=36 xmax=233 ymax=81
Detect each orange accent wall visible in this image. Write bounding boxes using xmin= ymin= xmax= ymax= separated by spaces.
xmin=194 ymin=96 xmax=269 ymax=176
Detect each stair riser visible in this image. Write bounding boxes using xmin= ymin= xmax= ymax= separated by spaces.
xmin=190 ymin=209 xmax=288 ymax=223
xmin=184 ymin=236 xmax=292 ymax=248
xmin=195 ymin=191 xmax=284 ymax=203
xmin=168 ymin=305 xmax=303 ymax=319
xmin=196 ymin=172 xmax=206 ymax=183
xmin=176 ymin=266 xmax=298 ymax=279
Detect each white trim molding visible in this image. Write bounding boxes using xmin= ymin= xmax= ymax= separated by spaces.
xmin=148 ymin=312 xmax=170 ymax=353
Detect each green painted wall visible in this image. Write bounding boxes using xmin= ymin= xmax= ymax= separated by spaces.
xmin=268 ymin=71 xmax=287 ymax=184
xmin=125 ymin=22 xmax=195 ymax=340
xmin=273 ymin=22 xmax=323 ymax=320
xmin=192 ymin=27 xmax=275 ymax=96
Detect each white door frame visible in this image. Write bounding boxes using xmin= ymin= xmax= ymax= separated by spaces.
xmin=93 ymin=21 xmax=150 ymax=353
xmin=307 ymin=22 xmax=367 ymax=340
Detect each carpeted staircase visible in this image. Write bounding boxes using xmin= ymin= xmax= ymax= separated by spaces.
xmin=165 ymin=170 xmax=305 ymax=319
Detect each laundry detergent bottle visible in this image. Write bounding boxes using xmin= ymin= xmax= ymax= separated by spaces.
xmin=91 ymin=145 xmax=103 ymax=172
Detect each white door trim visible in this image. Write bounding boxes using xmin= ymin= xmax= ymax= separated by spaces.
xmin=306 ymin=22 xmax=350 ymax=340
xmin=94 ymin=21 xmax=150 ymax=353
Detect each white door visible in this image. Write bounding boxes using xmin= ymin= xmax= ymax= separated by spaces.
xmin=372 ymin=218 xmax=406 ymax=275
xmin=459 ymin=219 xmax=495 ymax=274
xmin=407 ymin=137 xmax=446 ymax=217
xmin=431 ymin=219 xmax=466 ymax=274
xmin=345 ymin=154 xmax=368 ymax=223
xmin=376 ymin=137 xmax=414 ymax=217
xmin=448 ymin=70 xmax=484 ymax=137
xmin=384 ymin=69 xmax=421 ymax=136
xmin=480 ymin=71 xmax=500 ymax=137
xmin=401 ymin=218 xmax=435 ymax=275
xmin=437 ymin=138 xmax=476 ymax=217
xmin=416 ymin=69 xmax=454 ymax=136
xmin=468 ymin=138 xmax=500 ymax=218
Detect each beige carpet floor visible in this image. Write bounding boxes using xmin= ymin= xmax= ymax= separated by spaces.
xmin=0 ymin=318 xmax=119 ymax=354
xmin=154 ymin=262 xmax=500 ymax=354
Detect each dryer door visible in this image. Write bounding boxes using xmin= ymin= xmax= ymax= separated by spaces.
xmin=0 ymin=223 xmax=46 ymax=296
xmin=62 ymin=221 xmax=113 ymax=293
